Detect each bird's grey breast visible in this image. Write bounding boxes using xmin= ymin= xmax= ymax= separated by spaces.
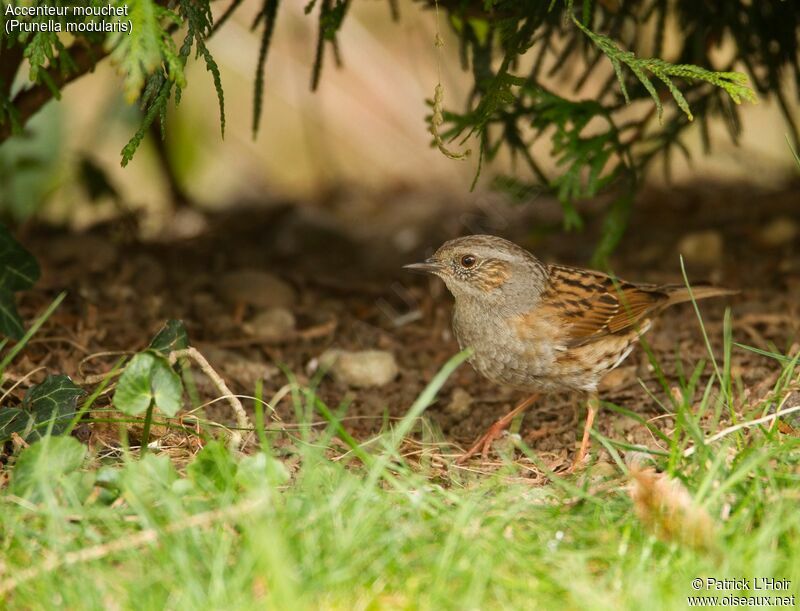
xmin=452 ymin=298 xmax=554 ymax=390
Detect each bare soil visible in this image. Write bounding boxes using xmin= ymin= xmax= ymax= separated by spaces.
xmin=8 ymin=181 xmax=800 ymax=470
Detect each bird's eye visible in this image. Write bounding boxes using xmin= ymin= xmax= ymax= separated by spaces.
xmin=460 ymin=254 xmax=477 ymax=268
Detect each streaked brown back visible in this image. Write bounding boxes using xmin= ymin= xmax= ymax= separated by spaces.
xmin=543 ymin=265 xmax=669 ymax=346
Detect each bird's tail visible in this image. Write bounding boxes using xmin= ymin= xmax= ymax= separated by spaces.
xmin=662 ymin=283 xmax=738 ymax=306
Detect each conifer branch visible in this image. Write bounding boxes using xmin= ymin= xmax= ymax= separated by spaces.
xmin=567 ymin=0 xmax=756 ymax=121
xmin=0 ymin=0 xmax=227 ymax=152
xmin=0 ymin=40 xmax=106 ymax=144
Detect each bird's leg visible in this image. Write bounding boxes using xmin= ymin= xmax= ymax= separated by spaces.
xmin=456 ymin=393 xmax=539 ymax=464
xmin=571 ymin=393 xmax=599 ymax=471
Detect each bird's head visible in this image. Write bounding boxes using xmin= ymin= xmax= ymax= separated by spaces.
xmin=404 ymin=235 xmax=548 ymax=305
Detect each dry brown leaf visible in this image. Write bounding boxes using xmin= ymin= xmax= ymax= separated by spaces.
xmin=10 ymin=432 xmax=29 ymax=452
xmin=628 ymin=463 xmax=716 ymax=549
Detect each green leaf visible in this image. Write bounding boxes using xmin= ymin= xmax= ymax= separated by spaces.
xmin=95 ymin=466 xmax=123 ymax=505
xmin=0 ymin=292 xmax=66 ymax=373
xmin=467 ymin=18 xmax=490 ymax=46
xmin=121 ymin=79 xmax=172 ymax=167
xmin=188 ymin=440 xmax=238 ymax=493
xmin=114 ymin=353 xmax=156 ymax=416
xmin=609 ymin=57 xmax=629 ymax=104
xmin=654 ymin=72 xmax=692 ymax=121
xmin=0 ymin=224 xmax=40 ymax=292
xmin=22 ymin=375 xmax=85 ymax=440
xmin=628 ymin=62 xmax=662 ymax=120
xmin=0 ymin=408 xmax=34 ymax=441
xmin=149 ymin=319 xmax=190 ymax=355
xmin=236 ymin=452 xmax=290 ymax=490
xmin=151 ymin=360 xmax=183 ymax=417
xmin=107 ymin=0 xmax=167 ymax=103
xmin=114 ymin=352 xmax=184 ymax=417
xmin=0 ymin=288 xmax=25 ymax=340
xmin=567 ymin=2 xmax=755 ymax=122
xmin=10 ymin=436 xmax=87 ymax=501
xmin=0 ymin=225 xmax=40 ymax=339
xmin=23 ymin=32 xmax=60 ymax=85
xmin=0 ymin=375 xmax=85 ymax=443
xmin=253 ymin=0 xmax=281 ymax=136
xmin=118 ymin=453 xmax=180 ymax=506
xmin=319 ymin=0 xmax=348 ymax=41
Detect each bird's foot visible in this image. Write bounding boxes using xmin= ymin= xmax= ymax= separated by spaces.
xmin=566 ymin=447 xmax=591 ymax=474
xmin=455 ymin=393 xmax=539 ymax=465
xmin=455 ymin=421 xmax=511 ymax=464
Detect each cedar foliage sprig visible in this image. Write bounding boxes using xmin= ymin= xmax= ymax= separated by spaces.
xmin=252 ymin=0 xmax=280 ymax=137
xmin=429 ymin=0 xmax=775 ymax=261
xmin=118 ymin=0 xmax=225 ymax=165
xmin=567 ymin=1 xmax=757 ymax=121
xmin=0 ymin=0 xmax=225 ymax=166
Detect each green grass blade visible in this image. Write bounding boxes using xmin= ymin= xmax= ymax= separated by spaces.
xmin=64 ymin=356 xmax=126 ymax=436
xmin=0 ymin=291 xmax=66 ymax=375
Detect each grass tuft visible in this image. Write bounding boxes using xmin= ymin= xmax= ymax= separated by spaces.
xmin=0 ymin=330 xmax=798 ymax=608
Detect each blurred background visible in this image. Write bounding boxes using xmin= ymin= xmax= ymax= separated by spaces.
xmin=2 ymin=0 xmax=797 ymax=236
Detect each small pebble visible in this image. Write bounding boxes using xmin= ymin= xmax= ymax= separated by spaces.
xmin=676 ymin=230 xmax=724 ymax=267
xmin=318 ymin=349 xmax=399 ymax=388
xmin=217 ymin=270 xmax=296 ymax=308
xmin=243 ymin=307 xmax=296 ymax=339
xmin=757 ymin=216 xmax=798 ymax=247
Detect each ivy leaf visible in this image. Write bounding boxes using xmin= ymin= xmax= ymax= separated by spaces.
xmin=0 ymin=224 xmax=39 ymax=291
xmin=0 ymin=407 xmax=34 ymax=441
xmin=149 ymin=319 xmax=189 ymax=355
xmin=22 ymin=375 xmax=85 ymax=439
xmin=150 ymin=361 xmax=183 ymax=417
xmin=0 ymin=224 xmax=40 ymax=339
xmin=114 ymin=352 xmax=184 ymax=417
xmin=0 ymin=289 xmax=25 ymax=340
xmin=0 ymin=376 xmax=84 ymax=443
xmin=114 ymin=353 xmax=155 ymax=415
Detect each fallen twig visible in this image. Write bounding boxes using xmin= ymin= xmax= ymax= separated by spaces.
xmin=207 ymin=319 xmax=337 ymax=349
xmin=683 ymin=404 xmax=800 ymax=457
xmin=169 ymin=347 xmax=253 ymax=449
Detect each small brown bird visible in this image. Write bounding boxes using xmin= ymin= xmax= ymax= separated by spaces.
xmin=405 ymin=235 xmax=734 ymax=468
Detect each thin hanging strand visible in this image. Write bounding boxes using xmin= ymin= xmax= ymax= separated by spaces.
xmin=429 ymin=0 xmax=471 ymax=160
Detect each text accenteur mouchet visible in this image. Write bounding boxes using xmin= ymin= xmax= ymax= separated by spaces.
xmin=5 ymin=4 xmax=129 ymax=16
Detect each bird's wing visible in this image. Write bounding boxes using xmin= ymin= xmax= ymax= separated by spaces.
xmin=542 ymin=265 xmax=668 ymax=346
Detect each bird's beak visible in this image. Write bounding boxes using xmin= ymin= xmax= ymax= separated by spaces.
xmin=403 ymin=258 xmax=443 ymax=274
